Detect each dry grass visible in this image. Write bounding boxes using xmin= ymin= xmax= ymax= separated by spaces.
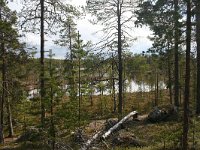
xmin=3 ymin=90 xmax=200 ymax=150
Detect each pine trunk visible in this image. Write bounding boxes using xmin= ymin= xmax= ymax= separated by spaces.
xmin=112 ymin=54 xmax=116 ymax=113
xmin=49 ymin=50 xmax=55 ymax=150
xmin=167 ymin=44 xmax=173 ymax=104
xmin=40 ymin=0 xmax=45 ymax=127
xmin=6 ymin=98 xmax=14 ymax=137
xmin=183 ymin=0 xmax=191 ymax=149
xmin=78 ymin=31 xmax=81 ymax=128
xmin=0 ymin=42 xmax=5 ymax=144
xmin=117 ymin=1 xmax=123 ymax=119
xmin=174 ymin=0 xmax=179 ymax=108
xmin=196 ymin=0 xmax=200 ymax=115
xmin=155 ymin=70 xmax=159 ymax=106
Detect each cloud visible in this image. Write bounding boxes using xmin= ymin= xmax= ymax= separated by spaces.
xmin=8 ymin=0 xmax=153 ymax=59
xmin=132 ymin=37 xmax=152 ymax=53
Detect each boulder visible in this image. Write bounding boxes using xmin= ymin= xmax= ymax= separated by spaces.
xmin=16 ymin=127 xmax=44 ymax=142
xmin=104 ymin=118 xmax=118 ymax=130
xmin=148 ymin=105 xmax=178 ymax=122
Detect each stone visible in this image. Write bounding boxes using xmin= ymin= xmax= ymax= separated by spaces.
xmin=16 ymin=127 xmax=44 ymax=142
xmin=148 ymin=105 xmax=178 ymax=122
xmin=104 ymin=119 xmax=118 ymax=130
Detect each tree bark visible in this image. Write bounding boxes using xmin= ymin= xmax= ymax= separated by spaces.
xmin=196 ymin=0 xmax=200 ymax=115
xmin=0 ymin=4 xmax=4 ymax=144
xmin=81 ymin=111 xmax=138 ymax=150
xmin=182 ymin=0 xmax=191 ymax=149
xmin=6 ymin=98 xmax=14 ymax=137
xmin=81 ymin=131 xmax=103 ymax=150
xmin=117 ymin=0 xmax=123 ymax=119
xmin=174 ymin=0 xmax=180 ymax=108
xmin=112 ymin=54 xmax=116 ymax=113
xmin=49 ymin=50 xmax=55 ymax=150
xmin=40 ymin=0 xmax=45 ymax=127
xmin=0 ymin=42 xmax=5 ymax=144
xmin=155 ymin=70 xmax=159 ymax=106
xmin=78 ymin=31 xmax=81 ymax=128
xmin=167 ymin=43 xmax=173 ymax=104
xmin=102 ymin=111 xmax=138 ymax=139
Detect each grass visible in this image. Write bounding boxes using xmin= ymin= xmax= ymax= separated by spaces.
xmin=1 ymin=90 xmax=200 ymax=149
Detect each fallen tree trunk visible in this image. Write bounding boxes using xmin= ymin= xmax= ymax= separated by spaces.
xmin=102 ymin=111 xmax=138 ymax=139
xmin=81 ymin=131 xmax=103 ymax=150
xmin=81 ymin=111 xmax=138 ymax=150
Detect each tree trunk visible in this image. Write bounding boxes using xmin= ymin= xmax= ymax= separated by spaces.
xmin=81 ymin=111 xmax=138 ymax=150
xmin=117 ymin=0 xmax=123 ymax=119
xmin=49 ymin=50 xmax=55 ymax=150
xmin=6 ymin=98 xmax=14 ymax=137
xmin=123 ymin=59 xmax=126 ymax=110
xmin=167 ymin=43 xmax=173 ymax=104
xmin=102 ymin=111 xmax=138 ymax=139
xmin=68 ymin=23 xmax=76 ymax=101
xmin=69 ymin=24 xmax=72 ymax=61
xmin=81 ymin=131 xmax=103 ymax=150
xmin=196 ymin=0 xmax=200 ymax=115
xmin=0 ymin=42 xmax=5 ymax=144
xmin=112 ymin=78 xmax=116 ymax=112
xmin=155 ymin=70 xmax=159 ymax=106
xmin=0 ymin=5 xmax=4 ymax=144
xmin=182 ymin=0 xmax=191 ymax=149
xmin=40 ymin=0 xmax=45 ymax=127
xmin=78 ymin=31 xmax=81 ymax=128
xmin=174 ymin=0 xmax=179 ymax=108
xmin=112 ymin=54 xmax=116 ymax=113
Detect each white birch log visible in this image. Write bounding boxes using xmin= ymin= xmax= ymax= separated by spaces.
xmin=81 ymin=111 xmax=138 ymax=150
xmin=102 ymin=111 xmax=138 ymax=139
xmin=81 ymin=131 xmax=103 ymax=150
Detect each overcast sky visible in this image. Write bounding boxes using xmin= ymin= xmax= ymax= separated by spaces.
xmin=8 ymin=0 xmax=153 ymax=59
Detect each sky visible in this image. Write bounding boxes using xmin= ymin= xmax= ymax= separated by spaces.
xmin=8 ymin=0 xmax=153 ymax=59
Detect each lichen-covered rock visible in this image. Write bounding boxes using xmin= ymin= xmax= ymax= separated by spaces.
xmin=148 ymin=105 xmax=178 ymax=122
xmin=104 ymin=118 xmax=118 ymax=130
xmin=16 ymin=127 xmax=45 ymax=142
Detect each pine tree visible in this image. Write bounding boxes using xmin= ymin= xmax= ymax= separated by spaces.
xmin=135 ymin=0 xmax=182 ymax=107
xmin=196 ymin=0 xmax=200 ymax=115
xmin=20 ymin=0 xmax=80 ymax=127
xmin=183 ymin=0 xmax=191 ymax=149
xmin=0 ymin=0 xmax=26 ymax=143
xmin=86 ymin=0 xmax=136 ymax=118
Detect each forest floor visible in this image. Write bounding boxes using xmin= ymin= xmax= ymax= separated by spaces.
xmin=1 ymin=114 xmax=200 ymax=150
xmin=1 ymin=91 xmax=200 ymax=149
xmin=81 ymin=113 xmax=200 ymax=150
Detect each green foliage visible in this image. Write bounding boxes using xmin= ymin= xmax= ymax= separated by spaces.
xmin=56 ymin=100 xmax=79 ymax=130
xmin=0 ymin=0 xmax=198 ymax=149
xmin=19 ymin=0 xmax=80 ymax=34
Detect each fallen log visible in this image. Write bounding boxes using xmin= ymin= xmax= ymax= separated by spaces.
xmin=81 ymin=131 xmax=103 ymax=150
xmin=81 ymin=111 xmax=138 ymax=150
xmin=102 ymin=111 xmax=138 ymax=139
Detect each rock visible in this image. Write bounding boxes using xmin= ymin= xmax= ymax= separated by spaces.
xmin=112 ymin=131 xmax=145 ymax=147
xmin=148 ymin=105 xmax=178 ymax=122
xmin=104 ymin=118 xmax=118 ymax=130
xmin=16 ymin=127 xmax=44 ymax=142
xmin=148 ymin=107 xmax=165 ymax=122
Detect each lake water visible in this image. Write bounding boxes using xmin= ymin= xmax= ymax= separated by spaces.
xmin=28 ymin=80 xmax=166 ymax=99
